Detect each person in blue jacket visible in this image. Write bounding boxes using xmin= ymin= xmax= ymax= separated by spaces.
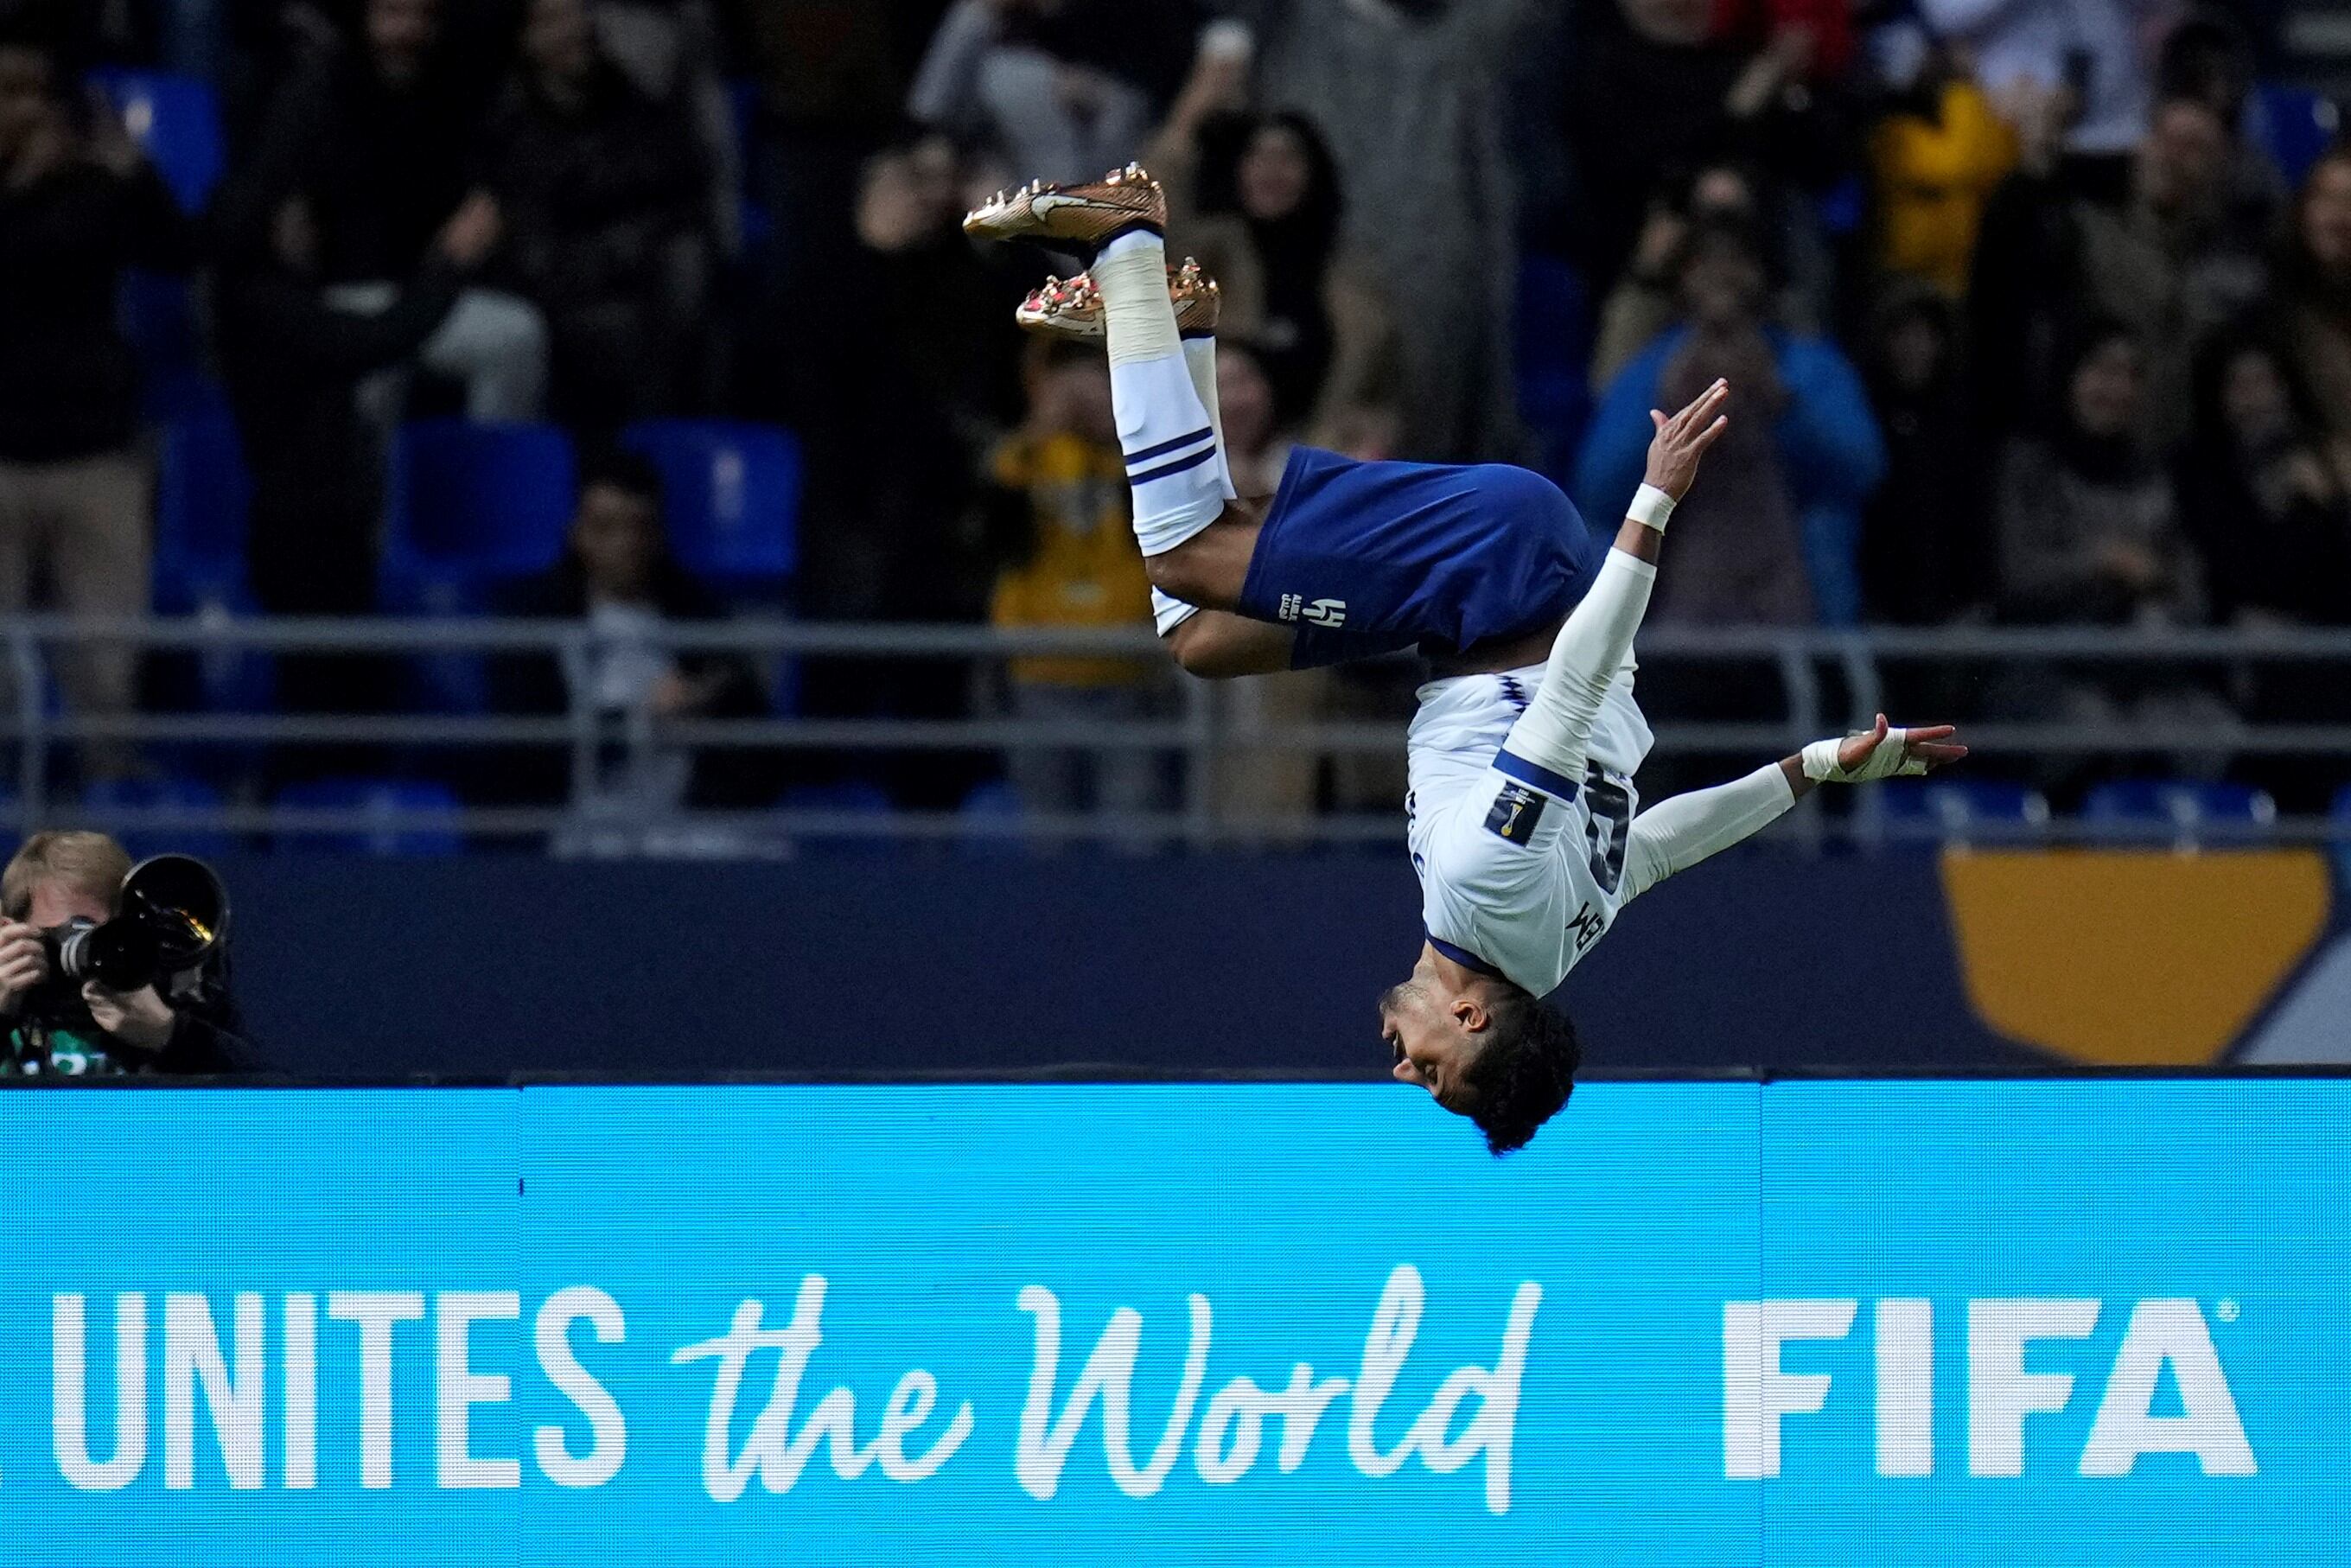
xmin=1576 ymin=216 xmax=1885 ymax=626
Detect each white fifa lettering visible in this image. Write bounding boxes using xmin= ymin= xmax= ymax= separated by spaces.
xmin=2079 ymin=1299 xmax=2256 ymax=1476
xmin=1967 ymin=1298 xmax=2099 ymax=1476
xmin=1723 ymin=1298 xmax=1856 ymax=1478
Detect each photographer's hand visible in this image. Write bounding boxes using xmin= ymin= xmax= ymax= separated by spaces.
xmin=83 ymin=983 xmax=175 ymax=1051
xmin=0 ymin=921 xmax=47 ymax=1018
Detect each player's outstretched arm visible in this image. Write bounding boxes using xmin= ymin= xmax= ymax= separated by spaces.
xmin=1618 ymin=716 xmax=1967 ymax=903
xmin=1496 ymin=380 xmax=1733 ymax=787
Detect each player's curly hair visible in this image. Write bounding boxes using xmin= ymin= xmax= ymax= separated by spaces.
xmin=1460 ymin=986 xmax=1580 ymax=1157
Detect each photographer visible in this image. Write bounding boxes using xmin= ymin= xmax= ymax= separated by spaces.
xmin=0 ymin=833 xmax=251 ymax=1076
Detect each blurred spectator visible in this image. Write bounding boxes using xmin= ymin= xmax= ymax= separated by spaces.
xmin=1590 ymin=158 xmax=1831 ymax=389
xmin=1915 ymin=0 xmax=2154 ymax=159
xmin=0 ymin=27 xmax=194 ymax=776
xmin=1558 ymin=0 xmax=1852 ymax=296
xmin=727 ymin=0 xmax=942 ymax=408
xmin=1990 ymin=319 xmax=2232 ymax=784
xmin=1971 ymin=91 xmax=2272 ymax=444
xmin=589 ymin=1 xmax=738 ymax=258
xmin=480 ymin=0 xmax=714 ymax=435
xmin=2174 ymin=328 xmax=2351 ymax=806
xmin=233 ymin=0 xmax=545 ymax=420
xmin=2265 ymin=148 xmax=2351 ymax=485
xmin=908 ymin=0 xmax=1199 ymax=185
xmin=772 ymin=135 xmax=1016 ymax=813
xmin=1860 ymin=282 xmax=1992 ymax=623
xmin=1148 ymin=88 xmax=1399 ymax=443
xmin=1865 ymin=48 xmax=2019 ymax=298
xmin=2156 ymin=6 xmax=2287 ymax=208
xmin=489 ymin=450 xmax=776 ymax=832
xmin=2175 ymin=330 xmax=2351 ymax=628
xmin=1993 ymin=319 xmax=2201 ymax=627
xmin=1253 ymin=0 xmax=1536 ymax=460
xmin=982 ymin=339 xmax=1163 ymax=825
xmin=1712 ymin=0 xmax=1853 ymax=80
xmin=1214 ymin=337 xmax=1292 ymax=498
xmin=213 ymin=187 xmax=500 ymax=736
xmin=1578 ymin=216 xmax=1883 ymax=625
xmin=1207 ymin=338 xmax=1326 ymax=827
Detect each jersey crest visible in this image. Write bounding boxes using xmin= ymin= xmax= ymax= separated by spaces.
xmin=1484 ymin=782 xmax=1547 ymax=844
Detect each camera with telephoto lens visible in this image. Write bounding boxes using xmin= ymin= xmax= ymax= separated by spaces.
xmin=31 ymin=855 xmax=230 ymax=1017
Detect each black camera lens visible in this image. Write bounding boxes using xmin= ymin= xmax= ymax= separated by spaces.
xmin=50 ymin=916 xmax=161 ymax=991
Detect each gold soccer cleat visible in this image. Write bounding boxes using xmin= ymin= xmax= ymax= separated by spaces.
xmin=1016 ymin=259 xmax=1221 ymax=339
xmin=964 ymin=162 xmax=1168 ymax=245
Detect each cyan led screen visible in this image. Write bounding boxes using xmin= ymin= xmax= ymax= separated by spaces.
xmin=0 ymin=1081 xmax=2339 ymax=1565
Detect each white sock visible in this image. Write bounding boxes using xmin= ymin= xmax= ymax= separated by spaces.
xmin=1182 ymin=335 xmax=1237 ymax=500
xmin=1099 ymin=231 xmax=1224 ymax=556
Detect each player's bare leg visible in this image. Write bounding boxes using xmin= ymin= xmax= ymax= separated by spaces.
xmin=967 ymin=168 xmax=1260 ymax=612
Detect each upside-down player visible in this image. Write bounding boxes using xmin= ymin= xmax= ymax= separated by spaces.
xmin=967 ymin=166 xmax=1967 ymax=1154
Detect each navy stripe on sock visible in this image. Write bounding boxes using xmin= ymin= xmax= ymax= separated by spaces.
xmin=1128 ymin=445 xmax=1220 ymax=487
xmin=1494 ymin=748 xmax=1582 ymax=801
xmin=1125 ymin=426 xmax=1215 ymax=468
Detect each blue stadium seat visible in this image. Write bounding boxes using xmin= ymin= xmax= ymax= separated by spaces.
xmin=956 ymin=778 xmax=1026 ymax=857
xmin=1516 ymin=253 xmax=1592 ymax=381
xmin=87 ymin=69 xmax=226 ymax=214
xmin=272 ymin=778 xmax=464 ymax=857
xmin=2081 ymin=781 xmax=2278 ymax=846
xmin=120 ymin=273 xmax=211 ymax=418
xmin=384 ymin=421 xmax=578 ymax=609
xmin=80 ymin=774 xmax=235 ymax=861
xmin=1880 ymin=780 xmax=2051 ymax=842
xmin=155 ymin=405 xmax=250 ymax=611
xmin=153 ymin=406 xmax=274 ymax=721
xmin=2255 ymin=83 xmax=2340 ymax=192
xmin=1516 ymin=255 xmax=1594 ymax=488
xmin=728 ymin=79 xmax=774 ymax=253
xmin=382 ymin=421 xmax=575 ymax=714
xmin=620 ymin=418 xmax=800 ymax=587
xmin=778 ymin=780 xmax=895 ymax=850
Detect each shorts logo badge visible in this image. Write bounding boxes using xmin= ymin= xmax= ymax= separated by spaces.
xmin=1485 ymin=782 xmax=1545 ymax=844
xmin=1277 ymin=596 xmax=1348 ymax=628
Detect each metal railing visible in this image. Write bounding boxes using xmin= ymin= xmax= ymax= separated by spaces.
xmin=3 ymin=615 xmax=2348 ymax=850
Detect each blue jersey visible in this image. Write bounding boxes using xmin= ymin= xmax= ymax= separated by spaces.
xmin=1237 ymin=448 xmax=1607 ymax=668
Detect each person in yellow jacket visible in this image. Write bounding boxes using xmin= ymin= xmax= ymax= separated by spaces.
xmin=986 ymin=338 xmax=1166 ymax=825
xmin=1870 ymin=67 xmax=2020 ymax=297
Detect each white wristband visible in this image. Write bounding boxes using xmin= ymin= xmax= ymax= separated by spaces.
xmin=1626 ymin=483 xmax=1676 ymax=532
xmin=1802 ymin=729 xmax=1922 ymax=784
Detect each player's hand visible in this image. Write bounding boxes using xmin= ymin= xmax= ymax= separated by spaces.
xmin=1643 ymin=379 xmax=1732 ymax=501
xmin=0 ymin=921 xmax=47 ymax=1017
xmin=82 ymin=981 xmax=175 ymax=1052
xmin=1830 ymin=713 xmax=1968 ymax=779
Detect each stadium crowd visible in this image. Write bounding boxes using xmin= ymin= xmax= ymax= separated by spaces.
xmin=0 ymin=0 xmax=2345 ymax=832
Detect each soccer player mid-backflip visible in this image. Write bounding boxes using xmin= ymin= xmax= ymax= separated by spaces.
xmin=967 ymin=166 xmax=1967 ymax=1155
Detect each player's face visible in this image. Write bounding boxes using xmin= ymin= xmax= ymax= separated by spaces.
xmin=1379 ymin=965 xmax=1478 ymax=1118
